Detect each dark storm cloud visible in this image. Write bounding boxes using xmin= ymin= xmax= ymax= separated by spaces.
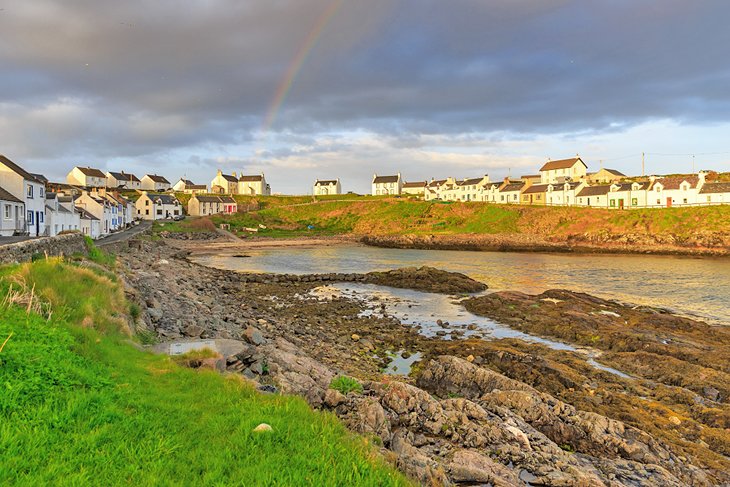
xmin=0 ymin=0 xmax=729 ymax=182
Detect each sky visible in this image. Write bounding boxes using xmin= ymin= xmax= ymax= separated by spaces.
xmin=1 ymin=0 xmax=729 ymax=194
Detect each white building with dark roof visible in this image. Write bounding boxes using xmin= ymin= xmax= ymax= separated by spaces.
xmin=372 ymin=173 xmax=402 ymax=196
xmin=313 ymin=179 xmax=341 ymax=196
xmin=539 ymin=157 xmax=588 ymax=184
xmin=67 ymin=166 xmax=108 ymax=187
xmin=173 ymin=178 xmax=208 ymax=194
xmin=135 ymin=192 xmax=181 ymax=220
xmin=141 ymin=174 xmax=172 ymax=191
xmin=106 ymin=171 xmax=141 ymax=190
xmin=401 ymin=181 xmax=427 ymax=197
xmin=45 ymin=192 xmax=80 ymax=236
xmin=699 ymin=182 xmax=730 ymax=204
xmin=211 ymin=170 xmax=240 ymax=194
xmin=239 ymin=174 xmax=270 ymax=195
xmin=188 ymin=195 xmax=237 ymax=216
xmin=0 ymin=185 xmax=25 ymax=237
xmin=0 ymin=155 xmax=47 ymax=236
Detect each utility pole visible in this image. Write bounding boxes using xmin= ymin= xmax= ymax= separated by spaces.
xmin=642 ymin=152 xmax=645 ymax=177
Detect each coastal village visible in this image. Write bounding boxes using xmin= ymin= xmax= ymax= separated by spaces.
xmin=1 ymin=153 xmax=729 ymax=241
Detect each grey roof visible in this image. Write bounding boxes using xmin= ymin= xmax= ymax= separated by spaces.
xmin=145 ymin=174 xmax=170 ymax=184
xmin=0 ymin=155 xmax=44 ymax=184
xmin=108 ymin=171 xmax=141 ymax=182
xmin=219 ymin=173 xmax=238 ymax=182
xmin=75 ymin=208 xmax=99 ymax=221
xmin=149 ymin=193 xmax=178 ymax=205
xmin=0 ymin=186 xmax=23 ymax=203
xmin=32 ymin=173 xmax=49 ymax=183
xmin=458 ymin=177 xmax=485 ymax=186
xmin=194 ymin=195 xmax=237 ymax=204
xmin=699 ymin=182 xmax=730 ymax=194
xmin=577 ymin=185 xmax=611 ymax=197
xmin=76 ymin=166 xmax=107 ymax=178
xmin=314 ymin=179 xmax=339 ymax=186
xmin=499 ymin=182 xmax=525 ymax=192
xmin=239 ymin=175 xmax=263 ymax=182
xmin=522 ymin=184 xmax=550 ymax=194
xmin=540 ymin=157 xmax=586 ymax=172
xmin=373 ymin=175 xmax=399 ymax=184
xmin=402 ymin=181 xmax=426 ymax=188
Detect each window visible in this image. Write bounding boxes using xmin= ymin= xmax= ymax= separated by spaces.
xmin=3 ymin=205 xmax=9 ymax=220
xmin=683 ymin=198 xmax=688 ymax=204
xmin=610 ymin=199 xmax=616 ymax=207
xmin=145 ymin=200 xmax=150 ymax=206
xmin=632 ymin=198 xmax=638 ymax=206
xmin=145 ymin=209 xmax=149 ymax=215
xmin=656 ymin=199 xmax=661 ymax=205
xmin=156 ymin=209 xmax=162 ymax=215
xmin=27 ymin=210 xmax=34 ymax=224
xmin=500 ymin=195 xmax=504 ymax=202
xmin=707 ymin=196 xmax=712 ymax=203
xmin=27 ymin=185 xmax=33 ymax=198
xmin=39 ymin=212 xmax=44 ymax=223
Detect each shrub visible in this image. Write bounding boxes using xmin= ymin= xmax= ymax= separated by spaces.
xmin=329 ymin=375 xmax=363 ymax=395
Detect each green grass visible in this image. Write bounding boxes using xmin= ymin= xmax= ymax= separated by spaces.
xmin=84 ymin=236 xmax=116 ymax=267
xmin=0 ymin=260 xmax=410 ymax=486
xmin=330 ymin=376 xmax=364 ymax=395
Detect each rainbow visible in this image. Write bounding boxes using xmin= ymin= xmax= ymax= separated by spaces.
xmin=261 ymin=0 xmax=344 ymax=134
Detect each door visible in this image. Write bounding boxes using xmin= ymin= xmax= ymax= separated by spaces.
xmin=618 ymin=199 xmax=624 ymax=209
xmin=35 ymin=211 xmax=40 ymax=236
xmin=667 ymin=197 xmax=672 ymax=208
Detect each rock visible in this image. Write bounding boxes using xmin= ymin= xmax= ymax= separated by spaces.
xmin=448 ymin=449 xmax=520 ymax=486
xmin=243 ymin=326 xmax=267 ymax=345
xmin=253 ymin=423 xmax=273 ymax=433
xmin=351 ymin=333 xmax=360 ymax=341
xmin=324 ymin=389 xmax=346 ymax=408
xmin=703 ymin=386 xmax=720 ymax=402
xmin=183 ymin=324 xmax=204 ymax=337
xmin=258 ymin=384 xmax=278 ymax=394
xmin=466 ymin=354 xmax=475 ymax=362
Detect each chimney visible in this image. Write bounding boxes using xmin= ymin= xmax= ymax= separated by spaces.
xmin=217 ymin=169 xmax=222 ymax=176
xmin=232 ymin=171 xmax=237 ymax=178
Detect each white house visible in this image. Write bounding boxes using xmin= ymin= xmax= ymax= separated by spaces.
xmin=106 ymin=171 xmax=141 ymax=190
xmin=313 ymin=179 xmax=341 ymax=196
xmin=135 ymin=192 xmax=181 ymax=220
xmin=239 ymin=174 xmax=270 ymax=195
xmin=0 ymin=186 xmax=25 ymax=237
xmin=76 ymin=207 xmax=101 ymax=239
xmin=141 ymin=174 xmax=172 ymax=192
xmin=480 ymin=181 xmax=505 ymax=203
xmin=646 ymin=175 xmax=701 ymax=208
xmin=545 ymin=181 xmax=585 ymax=206
xmin=45 ymin=193 xmax=80 ymax=237
xmin=211 ymin=170 xmax=240 ymax=194
xmin=424 ymin=179 xmax=447 ymax=201
xmin=401 ymin=181 xmax=427 ymax=197
xmin=699 ymin=182 xmax=730 ymax=205
xmin=539 ymin=157 xmax=588 ymax=184
xmin=173 ymin=178 xmax=208 ymax=194
xmin=0 ymin=155 xmax=47 ymax=237
xmin=606 ymin=182 xmax=648 ymax=209
xmin=498 ymin=181 xmax=526 ymax=204
xmin=372 ymin=174 xmax=403 ymax=196
xmin=188 ymin=195 xmax=237 ymax=216
xmin=67 ymin=166 xmax=108 ymax=188
xmin=576 ymin=185 xmax=611 ymax=208
xmin=587 ymin=168 xmax=626 ymax=184
xmin=75 ymin=191 xmax=113 ymax=235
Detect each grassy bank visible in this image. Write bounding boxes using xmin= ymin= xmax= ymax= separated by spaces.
xmin=0 ymin=258 xmax=409 ymax=485
xmin=167 ymin=197 xmax=730 ymax=243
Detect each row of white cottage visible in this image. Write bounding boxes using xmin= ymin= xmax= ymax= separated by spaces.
xmin=371 ymin=157 xmax=730 ymax=208
xmin=1 ymin=156 xmax=184 ymax=239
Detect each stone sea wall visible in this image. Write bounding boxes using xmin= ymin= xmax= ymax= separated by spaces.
xmin=0 ymin=234 xmax=88 ymax=265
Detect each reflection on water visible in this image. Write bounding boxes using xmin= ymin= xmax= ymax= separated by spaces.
xmin=194 ymin=245 xmax=730 ymax=325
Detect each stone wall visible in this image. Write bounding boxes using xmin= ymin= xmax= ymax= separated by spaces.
xmin=0 ymin=233 xmax=88 ymax=265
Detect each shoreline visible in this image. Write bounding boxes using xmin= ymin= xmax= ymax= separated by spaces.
xmin=117 ymin=236 xmax=730 ymax=484
xmin=173 ymin=231 xmax=730 ymax=258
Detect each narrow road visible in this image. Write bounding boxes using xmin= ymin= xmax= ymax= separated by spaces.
xmin=97 ymin=221 xmax=152 ymax=246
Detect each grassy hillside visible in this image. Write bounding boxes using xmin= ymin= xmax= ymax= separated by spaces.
xmin=0 ymin=257 xmax=409 ymax=485
xmin=182 ymin=198 xmax=730 ymax=241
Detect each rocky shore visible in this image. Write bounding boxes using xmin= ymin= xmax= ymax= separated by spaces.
xmin=113 ymin=234 xmax=730 ymax=485
xmin=362 ymin=233 xmax=730 ymax=256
